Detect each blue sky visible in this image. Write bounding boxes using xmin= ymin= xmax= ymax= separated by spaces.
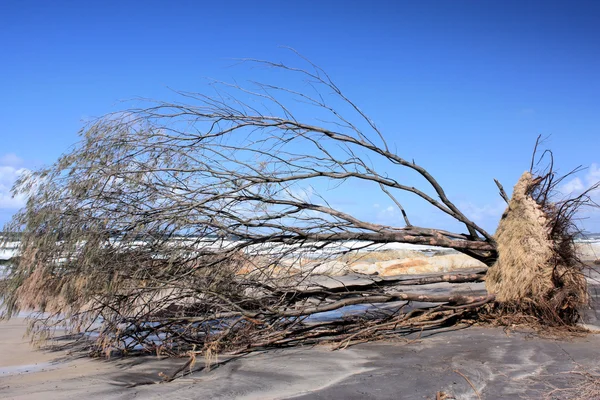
xmin=1 ymin=0 xmax=599 ymax=232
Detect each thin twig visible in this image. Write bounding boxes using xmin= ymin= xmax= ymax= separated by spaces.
xmin=453 ymin=369 xmax=482 ymax=400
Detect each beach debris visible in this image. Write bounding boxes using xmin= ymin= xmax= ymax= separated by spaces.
xmin=0 ymin=55 xmax=597 ymax=368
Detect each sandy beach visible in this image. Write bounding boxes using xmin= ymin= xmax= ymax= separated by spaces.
xmin=1 ymin=266 xmax=599 ymax=400
xmin=3 ymin=0 xmax=600 ymax=397
xmin=2 ymin=318 xmax=600 ymax=399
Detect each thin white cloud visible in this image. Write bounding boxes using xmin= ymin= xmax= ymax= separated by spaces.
xmin=0 ymin=153 xmax=24 ymax=168
xmin=373 ymin=204 xmax=399 ymax=225
xmin=588 ymin=163 xmax=600 ymax=183
xmin=558 ymin=163 xmax=600 ymax=232
xmin=520 ymin=108 xmax=535 ymax=115
xmin=283 ymin=186 xmax=315 ymax=203
xmin=560 ymin=163 xmax=600 ymax=198
xmin=0 ymin=154 xmax=30 ymax=210
xmin=561 ymin=177 xmax=585 ymax=194
xmin=460 ymin=200 xmax=506 ymax=224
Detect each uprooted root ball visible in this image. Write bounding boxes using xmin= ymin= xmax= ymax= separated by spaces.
xmin=486 ymin=172 xmax=588 ymax=325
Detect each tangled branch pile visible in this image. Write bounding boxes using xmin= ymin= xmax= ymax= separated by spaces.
xmin=0 ymin=55 xmax=596 ymax=360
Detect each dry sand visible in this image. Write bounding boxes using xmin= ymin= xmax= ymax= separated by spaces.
xmin=1 ymin=268 xmax=599 ymax=399
xmin=3 ymin=318 xmax=600 ymax=399
xmin=0 ymin=318 xmax=377 ymax=399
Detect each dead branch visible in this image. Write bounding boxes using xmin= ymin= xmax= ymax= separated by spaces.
xmin=1 ymin=52 xmax=595 ymax=363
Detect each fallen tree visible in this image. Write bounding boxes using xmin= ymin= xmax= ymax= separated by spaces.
xmin=1 ymin=54 xmax=598 ymax=365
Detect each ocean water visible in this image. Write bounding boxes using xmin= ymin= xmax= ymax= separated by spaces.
xmin=2 ymin=237 xmax=600 ymax=265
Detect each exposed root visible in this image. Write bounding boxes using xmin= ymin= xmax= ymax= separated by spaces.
xmin=475 ymin=303 xmax=589 ymax=339
xmin=486 ymin=141 xmax=598 ymax=326
xmin=541 ymin=364 xmax=600 ymax=400
xmin=453 ymin=369 xmax=482 ymax=400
